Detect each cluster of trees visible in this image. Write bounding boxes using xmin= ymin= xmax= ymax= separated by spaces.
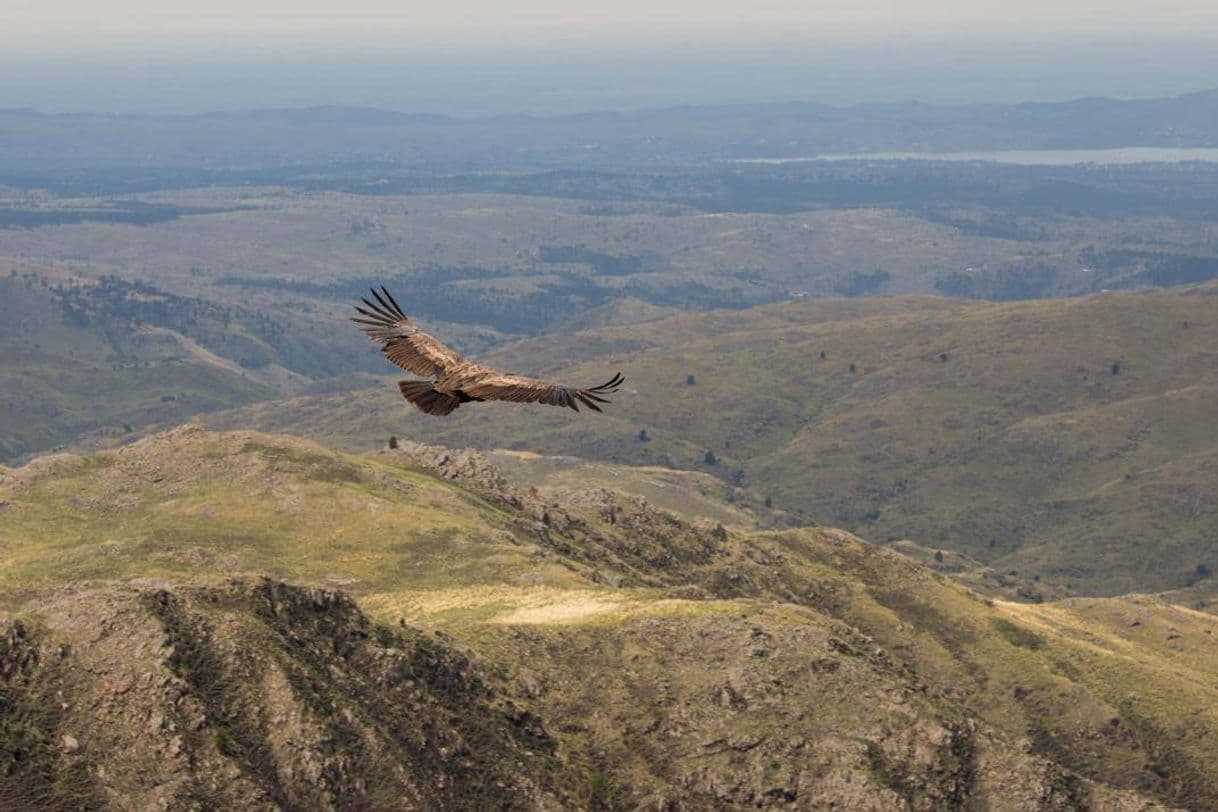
xmin=934 ymin=263 xmax=1061 ymax=301
xmin=538 ymin=244 xmax=645 ymax=276
xmin=919 ymin=208 xmax=1041 ymax=241
xmin=834 ymin=270 xmax=890 ymax=298
xmin=1079 ymin=247 xmax=1218 ymax=287
xmin=0 ymin=200 xmax=226 ymax=228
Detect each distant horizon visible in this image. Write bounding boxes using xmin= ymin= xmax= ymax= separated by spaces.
xmin=7 ymin=34 xmax=1218 ymax=116
xmin=4 ymin=82 xmax=1218 ymax=121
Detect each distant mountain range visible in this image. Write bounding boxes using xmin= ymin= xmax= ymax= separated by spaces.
xmin=2 ymin=88 xmax=1217 ymax=173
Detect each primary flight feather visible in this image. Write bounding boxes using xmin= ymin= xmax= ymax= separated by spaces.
xmin=353 ymin=287 xmax=624 ymax=416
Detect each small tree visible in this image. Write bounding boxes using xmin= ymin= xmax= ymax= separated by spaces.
xmin=686 ymin=374 xmax=697 ymax=386
xmin=819 ymin=351 xmax=826 ymax=360
xmin=1111 ymin=362 xmax=1121 ymax=376
xmin=934 ymin=550 xmax=945 ymax=563
xmin=388 ymin=435 xmax=399 ymax=449
xmin=637 ymin=429 xmax=650 ymax=442
xmin=703 ymin=449 xmax=718 ymax=466
xmin=848 ymin=363 xmax=857 ymax=373
xmin=764 ymin=495 xmax=773 ymax=508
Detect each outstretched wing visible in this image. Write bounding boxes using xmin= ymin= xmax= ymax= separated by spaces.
xmin=352 ymin=287 xmax=468 ymax=377
xmin=461 ymin=371 xmax=624 ymax=412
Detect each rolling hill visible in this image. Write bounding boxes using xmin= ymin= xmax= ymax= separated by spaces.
xmin=0 ymin=268 xmax=383 ymax=463
xmin=198 ymin=288 xmax=1218 ymax=597
xmin=3 ymin=428 xmax=1217 ymax=808
xmin=0 ymin=271 xmax=278 ymax=461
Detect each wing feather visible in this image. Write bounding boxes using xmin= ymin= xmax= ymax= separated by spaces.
xmin=460 ymin=372 xmax=624 ymax=413
xmin=352 ymin=286 xmax=468 ymax=377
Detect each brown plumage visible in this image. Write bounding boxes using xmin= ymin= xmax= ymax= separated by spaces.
xmin=353 ymin=287 xmax=624 ymax=417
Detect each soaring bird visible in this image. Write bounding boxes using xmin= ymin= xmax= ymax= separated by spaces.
xmin=353 ymin=287 xmax=624 ymax=416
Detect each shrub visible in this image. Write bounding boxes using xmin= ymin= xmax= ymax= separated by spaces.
xmin=992 ymin=618 xmax=1046 ymax=649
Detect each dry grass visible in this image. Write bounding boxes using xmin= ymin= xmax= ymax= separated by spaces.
xmin=0 ymin=427 xmax=587 ymax=608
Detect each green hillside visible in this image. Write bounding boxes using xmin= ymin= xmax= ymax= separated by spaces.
xmin=3 ymin=428 xmax=1216 ymax=808
xmin=201 ymin=290 xmax=1218 ymax=597
xmin=0 ymin=271 xmax=309 ymax=462
xmin=0 ymin=265 xmax=522 ymax=464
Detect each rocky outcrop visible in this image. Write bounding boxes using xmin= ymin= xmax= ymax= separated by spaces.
xmin=0 ymin=580 xmax=570 ymax=810
xmin=1 ymin=577 xmax=1180 ymax=811
xmin=494 ymin=608 xmax=1170 ymax=811
xmin=385 ymin=442 xmax=515 ymax=500
xmin=383 ymin=443 xmax=732 ymax=585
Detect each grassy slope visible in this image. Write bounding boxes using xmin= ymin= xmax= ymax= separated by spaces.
xmin=2 ymin=428 xmax=1216 ymax=807
xmin=0 ymin=429 xmax=578 ymax=605
xmin=482 ymin=449 xmax=765 ymax=528
xmin=0 ymin=275 xmax=279 ymax=462
xmin=0 ymin=351 xmax=273 ymax=463
xmin=203 ymin=290 xmax=1218 ymax=596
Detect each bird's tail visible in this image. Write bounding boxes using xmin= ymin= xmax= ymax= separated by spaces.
xmin=398 ymin=381 xmax=460 ymax=416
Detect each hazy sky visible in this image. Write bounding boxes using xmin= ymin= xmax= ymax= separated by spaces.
xmin=5 ymin=1 xmax=1218 ymax=113
xmin=8 ymin=0 xmax=1218 ymax=52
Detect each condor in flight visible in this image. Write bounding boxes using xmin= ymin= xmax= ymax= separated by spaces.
xmin=353 ymin=287 xmax=624 ymax=416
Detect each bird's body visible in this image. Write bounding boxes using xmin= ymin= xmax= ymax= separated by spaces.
xmin=353 ymin=287 xmax=624 ymax=416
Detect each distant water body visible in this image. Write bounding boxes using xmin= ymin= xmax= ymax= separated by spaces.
xmin=737 ymin=147 xmax=1218 ymax=166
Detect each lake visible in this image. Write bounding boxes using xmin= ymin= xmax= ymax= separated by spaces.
xmin=736 ymin=147 xmax=1218 ymax=166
